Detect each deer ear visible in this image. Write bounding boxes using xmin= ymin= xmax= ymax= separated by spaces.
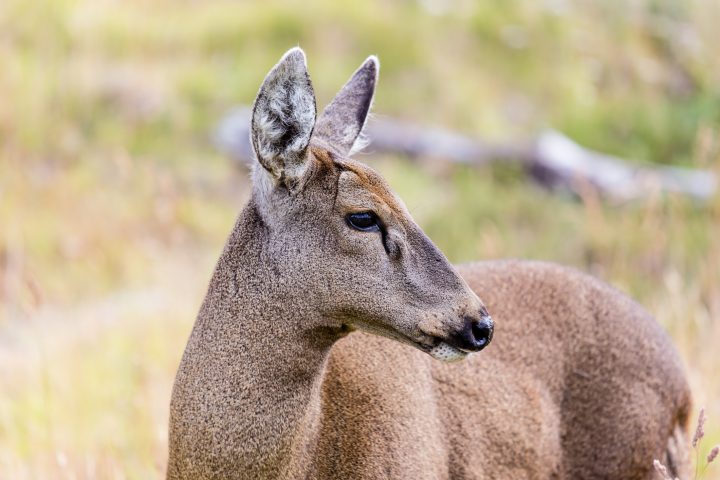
xmin=314 ymin=56 xmax=378 ymax=156
xmin=251 ymin=48 xmax=317 ymax=187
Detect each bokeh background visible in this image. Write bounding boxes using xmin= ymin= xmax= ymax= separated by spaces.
xmin=1 ymin=0 xmax=719 ymax=478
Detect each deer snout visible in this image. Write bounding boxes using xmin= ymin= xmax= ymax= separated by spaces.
xmin=451 ymin=314 xmax=494 ymax=352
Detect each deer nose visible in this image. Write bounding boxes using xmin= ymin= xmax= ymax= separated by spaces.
xmin=453 ymin=315 xmax=494 ymax=352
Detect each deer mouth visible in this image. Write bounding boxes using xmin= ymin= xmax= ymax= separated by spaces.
xmin=428 ymin=342 xmax=469 ymax=362
xmin=349 ymin=320 xmax=470 ymax=363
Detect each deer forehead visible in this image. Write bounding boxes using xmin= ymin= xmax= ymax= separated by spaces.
xmin=335 ymin=160 xmax=410 ymax=222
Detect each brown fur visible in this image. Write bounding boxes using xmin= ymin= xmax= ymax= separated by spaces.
xmin=167 ymin=50 xmax=691 ymax=479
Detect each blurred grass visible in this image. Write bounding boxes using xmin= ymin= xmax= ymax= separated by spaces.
xmin=1 ymin=0 xmax=719 ymax=478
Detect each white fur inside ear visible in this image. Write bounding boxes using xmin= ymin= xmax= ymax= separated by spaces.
xmin=348 ymin=129 xmax=370 ymax=156
xmin=348 ymin=97 xmax=375 ymax=156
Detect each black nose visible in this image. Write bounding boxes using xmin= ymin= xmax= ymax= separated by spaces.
xmin=453 ymin=315 xmax=494 ymax=352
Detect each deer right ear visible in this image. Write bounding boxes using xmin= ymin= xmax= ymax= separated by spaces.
xmin=251 ymin=48 xmax=317 ymax=189
xmin=313 ymin=56 xmax=378 ymax=156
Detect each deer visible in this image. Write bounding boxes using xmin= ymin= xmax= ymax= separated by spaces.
xmin=167 ymin=48 xmax=692 ymax=479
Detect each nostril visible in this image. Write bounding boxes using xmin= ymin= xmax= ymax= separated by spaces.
xmin=470 ymin=317 xmax=494 ymax=347
xmin=456 ymin=315 xmax=494 ymax=352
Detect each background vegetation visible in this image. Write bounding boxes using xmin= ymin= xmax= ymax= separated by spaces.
xmin=1 ymin=0 xmax=718 ymax=477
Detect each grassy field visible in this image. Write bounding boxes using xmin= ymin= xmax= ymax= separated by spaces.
xmin=1 ymin=0 xmax=719 ymax=478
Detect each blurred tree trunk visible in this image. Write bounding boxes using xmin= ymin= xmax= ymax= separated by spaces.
xmin=215 ymin=108 xmax=717 ymax=202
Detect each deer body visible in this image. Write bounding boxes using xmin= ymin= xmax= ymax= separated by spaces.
xmin=167 ymin=49 xmax=690 ymax=479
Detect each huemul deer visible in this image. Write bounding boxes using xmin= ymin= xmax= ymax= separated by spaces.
xmin=167 ymin=48 xmax=691 ymax=479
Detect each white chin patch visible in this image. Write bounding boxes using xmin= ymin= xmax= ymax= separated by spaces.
xmin=429 ymin=342 xmax=469 ymax=363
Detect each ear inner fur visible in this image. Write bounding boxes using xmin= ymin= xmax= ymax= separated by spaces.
xmin=251 ymin=48 xmax=317 ymax=187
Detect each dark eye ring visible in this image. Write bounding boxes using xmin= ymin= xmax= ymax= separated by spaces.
xmin=346 ymin=211 xmax=381 ymax=232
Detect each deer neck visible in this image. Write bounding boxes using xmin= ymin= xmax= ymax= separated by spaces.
xmin=188 ymin=199 xmax=337 ymax=474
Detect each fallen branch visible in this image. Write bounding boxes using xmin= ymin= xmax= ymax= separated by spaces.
xmin=215 ymin=107 xmax=717 ymax=202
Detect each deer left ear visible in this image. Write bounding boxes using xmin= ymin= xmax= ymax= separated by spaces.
xmin=314 ymin=56 xmax=378 ymax=156
xmin=251 ymin=48 xmax=317 ymax=188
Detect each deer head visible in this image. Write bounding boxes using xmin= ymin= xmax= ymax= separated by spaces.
xmin=248 ymin=48 xmax=492 ymax=362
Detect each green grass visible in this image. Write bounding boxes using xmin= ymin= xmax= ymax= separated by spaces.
xmin=1 ymin=0 xmax=719 ymax=477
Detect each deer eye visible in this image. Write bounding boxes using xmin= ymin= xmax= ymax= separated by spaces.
xmin=346 ymin=212 xmax=381 ymax=232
